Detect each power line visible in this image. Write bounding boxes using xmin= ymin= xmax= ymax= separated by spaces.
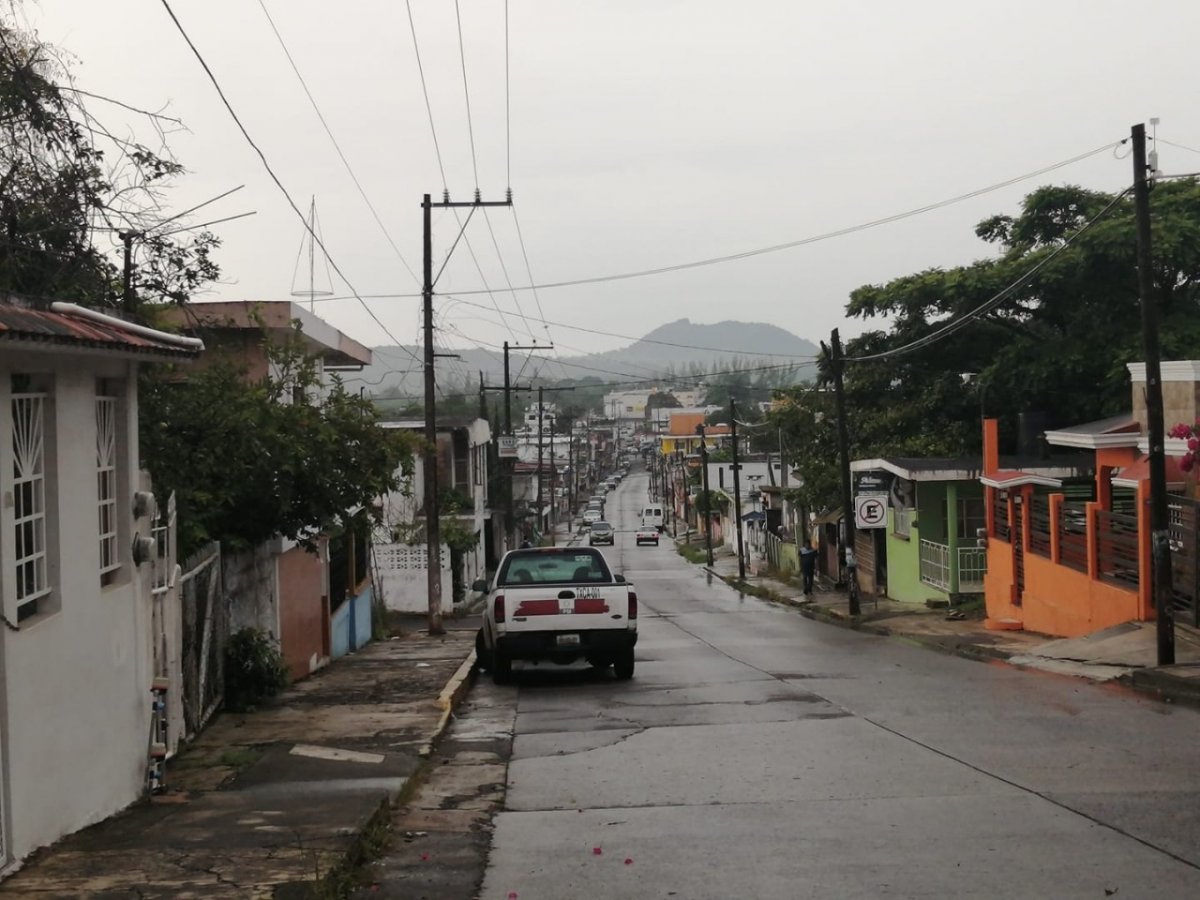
xmin=847 ymin=188 xmax=1131 ymax=363
xmin=405 ymin=0 xmax=448 ymax=187
xmin=1159 ymin=138 xmax=1200 ymax=158
xmin=315 ymin=141 xmax=1121 ymax=301
xmin=157 ymin=0 xmax=420 ymax=364
xmin=404 ymin=0 xmax=532 ymax=346
xmin=453 ymin=0 xmax=480 ymax=192
xmin=255 ymin=0 xmax=419 ymax=285
xmin=505 ymin=0 xmax=511 ymax=192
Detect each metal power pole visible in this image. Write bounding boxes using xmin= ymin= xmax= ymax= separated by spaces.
xmin=730 ymin=400 xmax=746 ymax=581
xmin=421 ymin=191 xmax=512 ymax=634
xmin=697 ymin=423 xmax=714 ymax=567
xmin=824 ymin=329 xmax=860 ymax=616
xmin=1133 ymin=121 xmax=1175 ymax=666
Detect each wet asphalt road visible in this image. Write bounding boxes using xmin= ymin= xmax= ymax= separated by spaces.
xmin=478 ymin=470 xmax=1200 ymax=900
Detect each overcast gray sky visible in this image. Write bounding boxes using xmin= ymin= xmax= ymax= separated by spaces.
xmin=24 ymin=0 xmax=1200 ymax=369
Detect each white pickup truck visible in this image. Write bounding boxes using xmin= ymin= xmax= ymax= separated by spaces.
xmin=474 ymin=547 xmax=638 ymax=684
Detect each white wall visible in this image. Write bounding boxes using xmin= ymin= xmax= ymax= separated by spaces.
xmin=0 ymin=351 xmax=153 ymax=862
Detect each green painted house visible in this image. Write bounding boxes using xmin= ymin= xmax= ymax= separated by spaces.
xmin=849 ymin=458 xmax=990 ymax=604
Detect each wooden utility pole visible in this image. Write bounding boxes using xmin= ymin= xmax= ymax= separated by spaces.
xmin=731 ymin=400 xmax=746 ymax=581
xmin=697 ymin=423 xmax=714 ymax=567
xmin=824 ymin=329 xmax=860 ymax=616
xmin=1132 ymin=121 xmax=1175 ymax=665
xmin=422 ymin=191 xmax=511 ymax=635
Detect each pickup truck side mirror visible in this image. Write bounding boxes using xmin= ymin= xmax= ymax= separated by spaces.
xmin=614 ymin=574 xmax=625 ymax=584
xmin=472 ymin=579 xmax=489 ymax=594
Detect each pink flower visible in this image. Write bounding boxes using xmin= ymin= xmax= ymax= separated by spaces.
xmin=1170 ymin=424 xmax=1194 ymax=439
xmin=1190 ymin=438 xmax=1199 ymax=452
xmin=1182 ymin=456 xmax=1194 ymax=473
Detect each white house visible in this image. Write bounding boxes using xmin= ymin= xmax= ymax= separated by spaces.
xmin=706 ymin=456 xmax=785 ymax=554
xmin=375 ymin=417 xmax=493 ymax=613
xmin=0 ymin=296 xmax=203 ymax=868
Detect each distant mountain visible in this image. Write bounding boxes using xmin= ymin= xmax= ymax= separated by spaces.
xmin=359 ymin=319 xmax=818 ymax=399
xmin=578 ymin=319 xmax=818 ymax=377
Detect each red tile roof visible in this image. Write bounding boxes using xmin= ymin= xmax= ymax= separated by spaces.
xmin=0 ymin=301 xmax=203 ymax=359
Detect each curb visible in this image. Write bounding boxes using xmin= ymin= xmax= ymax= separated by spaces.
xmin=1123 ymin=668 xmax=1200 ymax=709
xmin=419 ymin=650 xmax=477 ymax=759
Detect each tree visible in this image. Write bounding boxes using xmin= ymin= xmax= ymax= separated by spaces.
xmin=768 ymin=387 xmax=841 ymax=514
xmin=841 ymin=181 xmax=1200 ymax=455
xmin=140 ymin=325 xmax=421 ymax=558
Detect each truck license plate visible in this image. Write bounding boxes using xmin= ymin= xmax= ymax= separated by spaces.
xmin=556 ymin=634 xmax=581 ymax=647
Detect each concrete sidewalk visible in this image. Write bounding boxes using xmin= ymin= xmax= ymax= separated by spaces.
xmin=0 ymin=617 xmax=478 ymax=899
xmin=695 ymin=543 xmax=1200 ymax=704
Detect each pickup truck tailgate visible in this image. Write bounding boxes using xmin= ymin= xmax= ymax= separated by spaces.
xmin=501 ymin=585 xmax=632 ymax=633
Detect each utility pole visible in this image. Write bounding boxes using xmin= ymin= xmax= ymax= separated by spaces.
xmin=823 ymin=329 xmax=860 ymax=616
xmin=1133 ymin=121 xmax=1175 ymax=666
xmin=422 ymin=191 xmax=512 ymax=635
xmin=679 ymin=448 xmax=690 ymax=543
xmin=120 ymin=231 xmax=139 ymax=314
xmin=731 ymin=399 xmax=747 ymax=581
xmin=501 ymin=340 xmax=541 ymax=551
xmin=537 ymin=386 xmax=544 ymax=545
xmin=697 ymin=423 xmax=714 ymax=567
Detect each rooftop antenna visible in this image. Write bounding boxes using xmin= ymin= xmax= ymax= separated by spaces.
xmin=290 ymin=196 xmax=334 ymax=311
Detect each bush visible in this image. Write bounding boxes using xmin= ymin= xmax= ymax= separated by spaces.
xmin=224 ymin=628 xmax=289 ymax=712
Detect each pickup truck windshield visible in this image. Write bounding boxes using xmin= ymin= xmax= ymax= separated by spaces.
xmin=498 ymin=548 xmax=613 ymax=587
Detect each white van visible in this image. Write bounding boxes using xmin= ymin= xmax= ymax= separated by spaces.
xmin=642 ymin=506 xmax=664 ymax=532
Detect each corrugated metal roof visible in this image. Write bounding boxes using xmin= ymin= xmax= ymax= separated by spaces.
xmin=0 ymin=303 xmax=201 ymax=359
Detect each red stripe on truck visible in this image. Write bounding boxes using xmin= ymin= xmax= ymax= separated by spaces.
xmin=513 ymin=598 xmax=559 ymax=616
xmin=574 ymin=598 xmax=610 ymax=614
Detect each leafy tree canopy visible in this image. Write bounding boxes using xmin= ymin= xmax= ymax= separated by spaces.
xmin=773 ymin=180 xmax=1200 ymax=512
xmin=141 ymin=326 xmax=421 ymax=557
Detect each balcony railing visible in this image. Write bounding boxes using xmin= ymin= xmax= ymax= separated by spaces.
xmin=958 ymin=546 xmax=987 ymax=592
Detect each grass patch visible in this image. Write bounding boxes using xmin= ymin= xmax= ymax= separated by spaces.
xmin=217 ymin=747 xmax=264 ymax=769
xmin=676 ymin=542 xmax=707 ymax=564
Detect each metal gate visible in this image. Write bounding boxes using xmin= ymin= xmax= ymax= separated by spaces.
xmin=180 ymin=543 xmax=226 ymax=740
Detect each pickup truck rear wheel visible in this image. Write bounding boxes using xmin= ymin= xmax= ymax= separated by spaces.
xmin=474 ymin=629 xmax=488 ymax=671
xmin=614 ymin=648 xmax=635 ymax=680
xmin=491 ymin=646 xmax=512 ymax=685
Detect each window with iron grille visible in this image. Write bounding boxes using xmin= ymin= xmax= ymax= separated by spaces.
xmin=13 ymin=378 xmax=49 ymax=620
xmin=97 ymin=388 xmax=119 ymax=580
xmin=893 ymin=505 xmax=912 ymax=538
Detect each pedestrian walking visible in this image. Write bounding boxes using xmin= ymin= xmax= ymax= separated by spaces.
xmin=799 ymin=542 xmax=818 ymax=595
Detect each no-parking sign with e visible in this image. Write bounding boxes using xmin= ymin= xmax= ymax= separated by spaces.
xmin=854 ymin=493 xmax=889 ymax=529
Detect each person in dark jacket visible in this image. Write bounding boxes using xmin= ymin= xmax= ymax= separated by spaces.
xmin=799 ymin=543 xmax=818 ymax=595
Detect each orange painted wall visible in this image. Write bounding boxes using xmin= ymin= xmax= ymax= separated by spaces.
xmin=278 ymin=543 xmax=330 ymax=682
xmin=984 ymin=538 xmax=1019 ymax=622
xmin=1018 ymin=553 xmax=1140 ymax=637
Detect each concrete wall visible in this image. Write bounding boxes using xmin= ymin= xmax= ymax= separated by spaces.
xmin=0 ymin=351 xmax=154 ymax=863
xmin=277 ymin=542 xmax=329 ymax=681
xmin=223 ymin=544 xmax=281 ymax=639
